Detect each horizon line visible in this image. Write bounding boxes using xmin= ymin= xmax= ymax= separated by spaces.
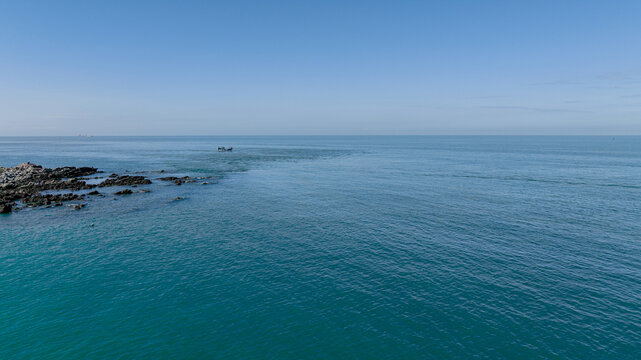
xmin=0 ymin=134 xmax=639 ymax=137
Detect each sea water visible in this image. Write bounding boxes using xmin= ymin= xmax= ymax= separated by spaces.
xmin=1 ymin=136 xmax=639 ymax=359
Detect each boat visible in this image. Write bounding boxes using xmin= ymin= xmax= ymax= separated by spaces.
xmin=217 ymin=146 xmax=233 ymax=152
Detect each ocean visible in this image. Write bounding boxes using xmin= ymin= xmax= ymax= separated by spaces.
xmin=1 ymin=136 xmax=639 ymax=359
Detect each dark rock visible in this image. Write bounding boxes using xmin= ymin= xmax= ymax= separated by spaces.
xmin=49 ymin=166 xmax=98 ymax=179
xmin=172 ymin=197 xmax=184 ymax=201
xmin=72 ymin=203 xmax=86 ymax=210
xmin=24 ymin=193 xmax=84 ymax=207
xmin=114 ymin=189 xmax=133 ymax=195
xmin=99 ymin=175 xmax=151 ymax=187
xmin=0 ymin=163 xmax=150 ymax=214
xmin=0 ymin=163 xmax=94 ymax=209
xmin=0 ymin=203 xmax=12 ymax=214
xmin=159 ymin=176 xmax=194 ymax=186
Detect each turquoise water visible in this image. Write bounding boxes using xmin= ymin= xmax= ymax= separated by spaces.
xmin=1 ymin=136 xmax=640 ymax=359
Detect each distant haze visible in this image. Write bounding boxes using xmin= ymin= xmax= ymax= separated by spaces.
xmin=1 ymin=1 xmax=640 ymax=135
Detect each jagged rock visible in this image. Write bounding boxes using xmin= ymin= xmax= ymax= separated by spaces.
xmin=98 ymin=175 xmax=151 ymax=187
xmin=114 ymin=189 xmax=133 ymax=195
xmin=24 ymin=193 xmax=84 ymax=207
xmin=76 ymin=176 xmax=103 ymax=181
xmin=0 ymin=163 xmax=153 ymax=214
xmin=49 ymin=166 xmax=98 ymax=179
xmin=0 ymin=163 xmax=96 ymax=207
xmin=0 ymin=163 xmax=145 ymax=212
xmin=159 ymin=176 xmax=194 ymax=186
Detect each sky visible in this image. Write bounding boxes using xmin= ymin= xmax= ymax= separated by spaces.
xmin=1 ymin=0 xmax=640 ymax=135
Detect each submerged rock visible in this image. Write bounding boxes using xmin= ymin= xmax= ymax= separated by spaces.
xmin=114 ymin=189 xmax=133 ymax=195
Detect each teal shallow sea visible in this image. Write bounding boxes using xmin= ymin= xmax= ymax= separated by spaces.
xmin=1 ymin=136 xmax=640 ymax=359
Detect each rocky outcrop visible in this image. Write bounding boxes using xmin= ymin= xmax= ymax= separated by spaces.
xmin=159 ymin=176 xmax=195 ymax=186
xmin=49 ymin=166 xmax=99 ymax=179
xmin=0 ymin=163 xmax=97 ymax=185
xmin=98 ymin=175 xmax=151 ymax=187
xmin=0 ymin=163 xmax=151 ymax=213
xmin=23 ymin=193 xmax=84 ymax=207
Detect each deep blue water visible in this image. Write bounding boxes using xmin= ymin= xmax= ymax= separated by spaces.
xmin=1 ymin=136 xmax=640 ymax=359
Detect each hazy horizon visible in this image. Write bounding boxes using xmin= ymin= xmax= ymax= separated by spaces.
xmin=1 ymin=1 xmax=640 ymax=136
xmin=0 ymin=134 xmax=640 ymax=138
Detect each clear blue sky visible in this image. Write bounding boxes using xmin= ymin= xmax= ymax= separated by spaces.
xmin=1 ymin=0 xmax=640 ymax=135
